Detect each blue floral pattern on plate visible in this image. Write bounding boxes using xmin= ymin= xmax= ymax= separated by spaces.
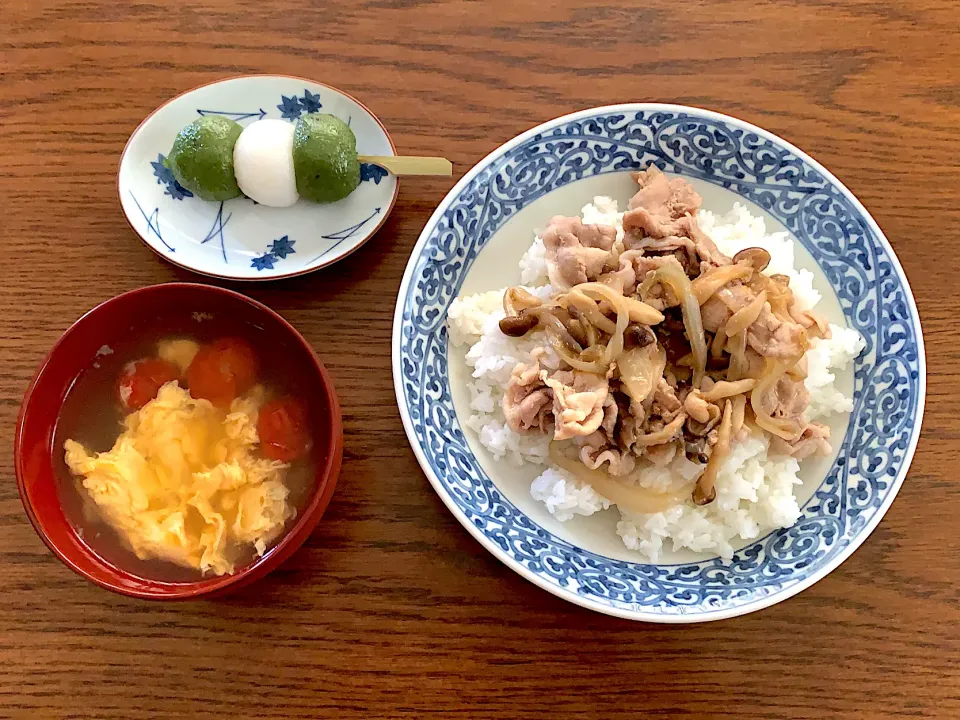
xmin=251 ymin=235 xmax=296 ymax=271
xmin=150 ymin=154 xmax=192 ymax=201
xmin=360 ymin=163 xmax=389 ymax=184
xmin=277 ymin=89 xmax=323 ymax=120
xmin=394 ymin=106 xmax=925 ymax=620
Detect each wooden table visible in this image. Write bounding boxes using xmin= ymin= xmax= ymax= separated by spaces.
xmin=3 ymin=1 xmax=957 ymax=717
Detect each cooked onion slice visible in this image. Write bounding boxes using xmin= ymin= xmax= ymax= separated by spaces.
xmin=725 ymin=290 xmax=767 ymax=338
xmin=537 ymin=310 xmax=582 ymax=352
xmin=550 ymin=443 xmax=686 ymax=515
xmin=640 ymin=260 xmax=707 ymax=387
xmin=750 ymin=358 xmax=803 ymax=440
xmin=503 ymin=286 xmax=542 ymax=316
xmin=564 ymin=289 xmax=617 ymax=334
xmin=711 ymin=322 xmax=728 ymax=359
xmin=577 ymin=282 xmax=631 ymax=367
xmin=728 ymin=331 xmax=748 ymax=381
xmin=618 ymin=343 xmax=666 ymax=405
xmin=546 ymin=334 xmax=608 ymax=374
xmin=691 ymin=264 xmax=753 ymax=305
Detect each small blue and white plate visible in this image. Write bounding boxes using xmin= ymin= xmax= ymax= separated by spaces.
xmin=119 ymin=75 xmax=398 ymax=280
xmin=392 ymin=104 xmax=926 ymax=622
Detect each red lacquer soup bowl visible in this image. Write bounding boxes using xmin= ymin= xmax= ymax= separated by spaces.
xmin=15 ymin=283 xmax=343 ymax=599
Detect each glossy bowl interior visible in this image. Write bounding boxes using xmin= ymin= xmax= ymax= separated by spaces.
xmin=16 ymin=283 xmax=343 ymax=599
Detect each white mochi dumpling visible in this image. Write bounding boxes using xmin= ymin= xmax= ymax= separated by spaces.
xmin=233 ymin=119 xmax=299 ymax=207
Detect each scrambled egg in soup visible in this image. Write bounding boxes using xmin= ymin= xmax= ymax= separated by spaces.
xmin=64 ymin=382 xmax=294 ymax=576
xmin=157 ymin=338 xmax=200 ymax=375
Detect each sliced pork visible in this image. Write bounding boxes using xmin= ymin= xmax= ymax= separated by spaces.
xmin=577 ymin=429 xmax=638 ymax=477
xmin=770 ymin=422 xmax=831 ymax=460
xmin=623 ymin=168 xmax=729 ymax=272
xmin=542 ymin=215 xmax=617 ymax=290
xmin=544 ymin=370 xmax=610 ymax=440
xmin=702 ymin=284 xmax=808 ymax=360
xmin=628 ymin=166 xmax=701 ymax=217
xmin=502 ymin=353 xmax=554 ymax=433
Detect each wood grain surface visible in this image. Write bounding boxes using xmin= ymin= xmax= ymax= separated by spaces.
xmin=2 ymin=0 xmax=958 ymax=717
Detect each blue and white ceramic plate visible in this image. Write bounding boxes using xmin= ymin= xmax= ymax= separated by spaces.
xmin=392 ymin=104 xmax=925 ymax=622
xmin=119 ymin=75 xmax=398 ymax=280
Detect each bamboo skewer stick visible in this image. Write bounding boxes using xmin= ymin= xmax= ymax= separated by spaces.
xmin=358 ymin=155 xmax=452 ymax=176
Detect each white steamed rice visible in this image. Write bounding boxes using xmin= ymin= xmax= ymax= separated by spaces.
xmin=448 ymin=196 xmax=865 ymax=560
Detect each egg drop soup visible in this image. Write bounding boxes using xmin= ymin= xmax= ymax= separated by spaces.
xmin=53 ymin=315 xmax=319 ymax=582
